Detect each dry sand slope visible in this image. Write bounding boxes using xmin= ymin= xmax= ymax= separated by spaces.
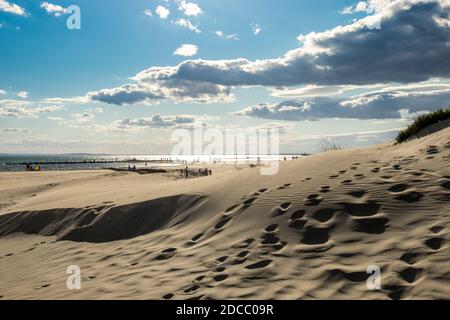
xmin=0 ymin=127 xmax=449 ymax=300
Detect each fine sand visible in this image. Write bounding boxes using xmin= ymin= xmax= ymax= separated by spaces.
xmin=0 ymin=127 xmax=449 ymax=300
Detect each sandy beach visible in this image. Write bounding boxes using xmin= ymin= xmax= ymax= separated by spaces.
xmin=0 ymin=126 xmax=449 ymax=300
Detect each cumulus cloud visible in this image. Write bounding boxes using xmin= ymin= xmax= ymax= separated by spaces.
xmin=87 ymin=81 xmax=232 ymax=105
xmin=0 ymin=0 xmax=26 ymax=16
xmin=0 ymin=89 xmax=6 ymax=96
xmin=144 ymin=9 xmax=152 ymax=17
xmin=90 ymin=114 xmax=204 ymax=133
xmin=1 ymin=128 xmax=30 ymax=133
xmin=156 ymin=5 xmax=170 ymax=19
xmin=174 ymin=44 xmax=198 ymax=56
xmin=235 ymin=88 xmax=450 ymax=121
xmin=171 ymin=18 xmax=201 ymax=33
xmin=215 ymin=30 xmax=239 ymax=40
xmin=17 ymin=91 xmax=28 ymax=98
xmin=177 ymin=1 xmax=203 ymax=16
xmin=341 ymin=1 xmax=373 ymax=14
xmin=84 ymin=0 xmax=450 ymax=111
xmin=0 ymin=101 xmax=62 ymax=118
xmin=70 ymin=112 xmax=95 ymax=124
xmin=250 ymin=23 xmax=261 ymax=35
xmin=40 ymin=2 xmax=68 ymax=17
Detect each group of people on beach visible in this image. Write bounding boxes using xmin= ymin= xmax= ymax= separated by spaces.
xmin=25 ymin=163 xmax=41 ymax=171
xmin=184 ymin=166 xmax=212 ymax=178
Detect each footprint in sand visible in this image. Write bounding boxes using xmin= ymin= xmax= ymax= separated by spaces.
xmin=215 ymin=217 xmax=232 ymax=230
xmin=341 ymin=179 xmax=353 ymax=185
xmin=388 ymin=184 xmax=409 ymax=193
xmin=236 ymin=251 xmax=249 ymax=258
xmin=320 ymin=186 xmax=332 ymax=193
xmin=426 ymin=145 xmax=439 ymax=155
xmin=395 ymin=191 xmax=423 ymax=203
xmin=225 ymin=204 xmax=240 ymax=213
xmin=400 ymin=250 xmax=426 ymax=265
xmin=289 ymin=210 xmax=307 ymax=230
xmin=265 ymin=224 xmax=279 ymax=232
xmin=277 ymin=183 xmax=292 ymax=190
xmin=399 ymin=267 xmax=423 ymax=284
xmin=301 ymin=226 xmax=330 ymax=245
xmin=238 ymin=238 xmax=255 ymax=249
xmin=155 ymin=248 xmax=177 ymax=260
xmin=163 ymin=293 xmax=174 ymax=300
xmin=305 ymin=194 xmax=322 ymax=206
xmin=184 ymin=284 xmax=200 ymax=294
xmin=191 ymin=233 xmax=204 ymax=242
xmin=260 ymin=225 xmax=287 ymax=251
xmin=289 ymin=219 xmax=307 ymax=230
xmin=343 ymin=203 xmax=388 ymax=234
xmin=351 ymin=216 xmax=389 ymax=234
xmin=245 ymin=260 xmax=272 ymax=269
xmin=430 ymin=225 xmax=444 ymax=234
xmin=194 ymin=275 xmax=206 ymax=282
xmin=290 ymin=210 xmax=306 ymax=220
xmin=384 ymin=285 xmax=407 ymax=300
xmin=312 ymin=208 xmax=335 ymax=223
xmin=271 ymin=202 xmax=292 ymax=217
xmin=347 ymin=190 xmax=367 ymax=198
xmin=216 ymin=256 xmax=228 ymax=263
xmin=243 ymin=197 xmax=258 ymax=206
xmin=343 ymin=202 xmax=381 ymax=217
xmin=213 ymin=274 xmax=229 ymax=282
xmin=215 ymin=267 xmax=226 ymax=273
xmin=425 ymin=237 xmax=444 ymax=251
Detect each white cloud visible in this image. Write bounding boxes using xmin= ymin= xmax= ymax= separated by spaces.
xmin=235 ymin=87 xmax=450 ymax=121
xmin=1 ymin=127 xmax=30 ymax=133
xmin=144 ymin=9 xmax=152 ymax=17
xmin=85 ymin=0 xmax=450 ymax=112
xmin=171 ymin=18 xmax=201 ymax=33
xmin=40 ymin=1 xmax=68 ymax=17
xmin=250 ymin=23 xmax=261 ymax=35
xmin=70 ymin=112 xmax=95 ymax=124
xmin=177 ymin=1 xmax=203 ymax=17
xmin=90 ymin=114 xmax=203 ymax=133
xmin=215 ymin=30 xmax=239 ymax=40
xmin=0 ymin=89 xmax=6 ymax=96
xmin=0 ymin=101 xmax=62 ymax=119
xmin=156 ymin=5 xmax=170 ymax=19
xmin=173 ymin=44 xmax=198 ymax=56
xmin=0 ymin=0 xmax=27 ymax=16
xmin=17 ymin=91 xmax=28 ymax=98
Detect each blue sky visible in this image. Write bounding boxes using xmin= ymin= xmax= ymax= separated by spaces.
xmin=1 ymin=0 xmax=449 ymax=154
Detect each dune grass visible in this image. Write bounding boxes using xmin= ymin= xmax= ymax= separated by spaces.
xmin=316 ymin=138 xmax=346 ymax=152
xmin=395 ymin=108 xmax=450 ymax=144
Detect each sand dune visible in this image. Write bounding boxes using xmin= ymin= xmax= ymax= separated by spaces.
xmin=0 ymin=127 xmax=449 ymax=300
